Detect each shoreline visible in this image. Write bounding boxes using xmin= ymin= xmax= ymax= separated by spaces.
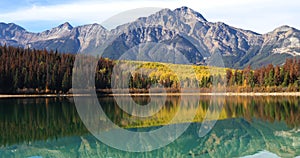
xmin=109 ymin=92 xmax=300 ymax=96
xmin=0 ymin=92 xmax=300 ymax=98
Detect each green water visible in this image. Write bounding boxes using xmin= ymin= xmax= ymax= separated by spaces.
xmin=0 ymin=96 xmax=299 ymax=157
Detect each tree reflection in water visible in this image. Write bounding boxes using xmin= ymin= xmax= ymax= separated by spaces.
xmin=0 ymin=96 xmax=299 ymax=147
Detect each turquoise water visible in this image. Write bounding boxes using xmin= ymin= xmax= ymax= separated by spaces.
xmin=0 ymin=96 xmax=299 ymax=157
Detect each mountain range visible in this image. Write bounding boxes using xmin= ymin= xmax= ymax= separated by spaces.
xmin=0 ymin=6 xmax=300 ymax=68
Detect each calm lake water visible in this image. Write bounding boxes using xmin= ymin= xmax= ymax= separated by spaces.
xmin=0 ymin=96 xmax=299 ymax=157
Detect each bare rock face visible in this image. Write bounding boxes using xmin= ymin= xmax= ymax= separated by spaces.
xmin=264 ymin=25 xmax=300 ymax=56
xmin=0 ymin=23 xmax=33 ymax=46
xmin=0 ymin=7 xmax=299 ymax=68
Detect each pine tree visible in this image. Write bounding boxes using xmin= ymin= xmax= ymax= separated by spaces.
xmin=249 ymin=71 xmax=255 ymax=88
xmin=62 ymin=69 xmax=71 ymax=93
xmin=274 ymin=65 xmax=281 ymax=86
xmin=268 ymin=67 xmax=275 ymax=86
xmin=226 ymin=69 xmax=233 ymax=86
xmin=283 ymin=73 xmax=290 ymax=87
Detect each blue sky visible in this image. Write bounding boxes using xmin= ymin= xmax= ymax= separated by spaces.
xmin=0 ymin=0 xmax=299 ymax=33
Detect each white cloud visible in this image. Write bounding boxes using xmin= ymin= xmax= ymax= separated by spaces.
xmin=0 ymin=1 xmax=179 ymax=23
xmin=190 ymin=0 xmax=300 ymax=33
xmin=0 ymin=0 xmax=299 ymax=33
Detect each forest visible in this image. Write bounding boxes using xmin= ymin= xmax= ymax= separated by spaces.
xmin=0 ymin=45 xmax=299 ymax=94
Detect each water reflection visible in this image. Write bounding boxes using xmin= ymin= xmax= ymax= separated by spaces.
xmin=1 ymin=119 xmax=299 ymax=157
xmin=99 ymin=96 xmax=300 ymax=128
xmin=0 ymin=96 xmax=299 ymax=157
xmin=0 ymin=98 xmax=87 ymax=146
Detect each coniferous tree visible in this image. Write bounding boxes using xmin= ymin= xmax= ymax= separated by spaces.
xmin=62 ymin=69 xmax=71 ymax=93
xmin=274 ymin=65 xmax=281 ymax=86
xmin=226 ymin=69 xmax=232 ymax=86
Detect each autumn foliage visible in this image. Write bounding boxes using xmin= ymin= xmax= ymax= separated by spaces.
xmin=0 ymin=45 xmax=299 ymax=93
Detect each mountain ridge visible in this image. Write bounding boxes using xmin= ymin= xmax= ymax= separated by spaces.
xmin=0 ymin=6 xmax=299 ymax=68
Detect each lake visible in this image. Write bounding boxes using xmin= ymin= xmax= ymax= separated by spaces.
xmin=0 ymin=95 xmax=299 ymax=157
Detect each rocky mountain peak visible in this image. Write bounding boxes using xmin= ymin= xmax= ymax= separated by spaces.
xmin=7 ymin=23 xmax=26 ymax=31
xmin=269 ymin=25 xmax=299 ymax=36
xmin=0 ymin=23 xmax=25 ymax=31
xmin=265 ymin=25 xmax=299 ymax=39
xmin=274 ymin=25 xmax=294 ymax=32
xmin=0 ymin=22 xmax=28 ymax=42
xmin=56 ymin=22 xmax=73 ymax=31
xmin=37 ymin=22 xmax=73 ymax=38
xmin=174 ymin=6 xmax=207 ymax=22
xmin=78 ymin=23 xmax=107 ymax=31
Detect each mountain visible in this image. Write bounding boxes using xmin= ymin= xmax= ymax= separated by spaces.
xmin=0 ymin=22 xmax=108 ymax=54
xmin=0 ymin=7 xmax=300 ymax=68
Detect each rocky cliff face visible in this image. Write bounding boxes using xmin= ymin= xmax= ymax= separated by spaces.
xmin=0 ymin=7 xmax=299 ymax=68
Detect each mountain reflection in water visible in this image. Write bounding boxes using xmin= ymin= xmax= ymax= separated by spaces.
xmin=0 ymin=96 xmax=299 ymax=157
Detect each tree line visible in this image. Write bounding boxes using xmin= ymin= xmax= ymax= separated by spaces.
xmin=223 ymin=59 xmax=300 ymax=92
xmin=0 ymin=45 xmax=74 ymax=93
xmin=0 ymin=45 xmax=299 ymax=93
